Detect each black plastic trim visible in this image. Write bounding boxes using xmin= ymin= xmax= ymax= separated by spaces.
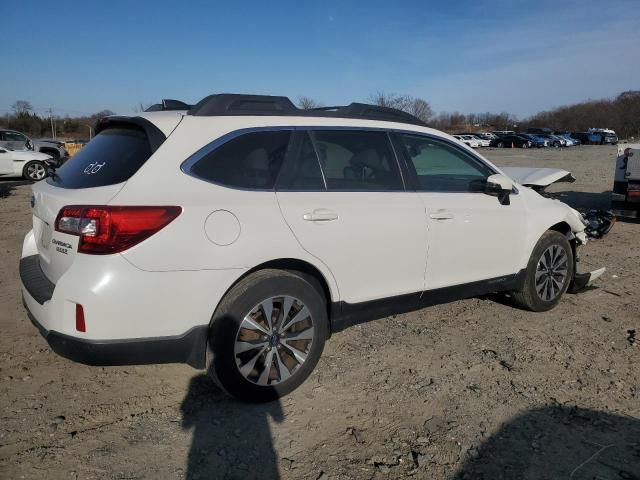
xmin=330 ymin=270 xmax=526 ymax=332
xmin=24 ymin=299 xmax=208 ymax=369
xmin=95 ymin=116 xmax=167 ymax=153
xmin=19 ymin=255 xmax=54 ymax=305
xmin=188 ymin=94 xmax=427 ymax=127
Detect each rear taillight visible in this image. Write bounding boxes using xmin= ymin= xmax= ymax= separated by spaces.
xmin=55 ymin=205 xmax=182 ymax=254
xmin=629 ymin=191 xmax=640 ymax=198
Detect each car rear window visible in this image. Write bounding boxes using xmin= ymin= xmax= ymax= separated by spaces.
xmin=46 ymin=128 xmax=152 ymax=189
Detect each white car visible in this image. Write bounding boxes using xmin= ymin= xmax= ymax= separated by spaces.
xmin=0 ymin=146 xmax=53 ymax=180
xmin=20 ymin=94 xmax=603 ymax=402
xmin=469 ymin=135 xmax=491 ymax=147
xmin=454 ymin=135 xmax=481 ymax=148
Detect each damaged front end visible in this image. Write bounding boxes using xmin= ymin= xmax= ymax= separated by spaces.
xmin=562 ymin=207 xmax=606 ymax=293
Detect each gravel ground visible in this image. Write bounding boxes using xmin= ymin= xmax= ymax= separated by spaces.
xmin=0 ymin=145 xmax=638 ymax=480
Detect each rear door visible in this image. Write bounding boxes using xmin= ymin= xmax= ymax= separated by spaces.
xmin=276 ymin=129 xmax=427 ymax=304
xmin=31 ymin=126 xmax=159 ymax=283
xmin=393 ymin=132 xmax=527 ymax=290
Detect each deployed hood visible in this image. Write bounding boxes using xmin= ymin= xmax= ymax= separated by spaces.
xmin=500 ymin=166 xmax=575 ymax=189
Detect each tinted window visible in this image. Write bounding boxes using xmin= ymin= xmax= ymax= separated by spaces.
xmin=398 ymin=134 xmax=493 ymax=192
xmin=191 ymin=131 xmax=291 ymax=189
xmin=277 ymin=132 xmax=325 ymax=191
xmin=3 ymin=132 xmax=27 ymax=142
xmin=310 ymin=130 xmax=403 ymax=191
xmin=47 ymin=128 xmax=152 ymax=189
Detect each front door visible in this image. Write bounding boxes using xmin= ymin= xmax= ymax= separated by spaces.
xmin=277 ymin=130 xmax=427 ymax=305
xmin=393 ymin=132 xmax=528 ymax=291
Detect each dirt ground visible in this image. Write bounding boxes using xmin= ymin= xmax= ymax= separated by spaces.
xmin=1 ymin=145 xmax=638 ymax=480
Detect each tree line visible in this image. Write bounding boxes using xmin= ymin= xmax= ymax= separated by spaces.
xmin=2 ymin=91 xmax=639 ymax=140
xmin=299 ymin=91 xmax=640 ymax=139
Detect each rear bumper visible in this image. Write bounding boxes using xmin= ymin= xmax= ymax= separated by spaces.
xmin=23 ymin=297 xmax=208 ymax=368
xmin=19 ymin=232 xmax=243 ymax=369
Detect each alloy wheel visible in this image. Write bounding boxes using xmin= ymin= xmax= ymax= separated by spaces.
xmin=234 ymin=295 xmax=314 ymax=386
xmin=26 ymin=163 xmax=46 ymax=181
xmin=535 ymin=245 xmax=569 ymax=301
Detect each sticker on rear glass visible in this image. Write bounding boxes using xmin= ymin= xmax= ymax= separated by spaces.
xmin=84 ymin=162 xmax=105 ymax=174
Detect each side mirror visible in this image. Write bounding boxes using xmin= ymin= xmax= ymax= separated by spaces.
xmin=485 ymin=173 xmax=514 ymax=205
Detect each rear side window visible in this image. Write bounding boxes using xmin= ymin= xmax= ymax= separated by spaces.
xmin=47 ymin=128 xmax=152 ymax=189
xmin=190 ymin=131 xmax=291 ymax=189
xmin=310 ymin=130 xmax=403 ymax=191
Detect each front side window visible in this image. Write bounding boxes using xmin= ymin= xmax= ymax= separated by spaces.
xmin=398 ymin=134 xmax=493 ymax=192
xmin=310 ymin=130 xmax=403 ymax=191
xmin=191 ymin=130 xmax=291 ymax=189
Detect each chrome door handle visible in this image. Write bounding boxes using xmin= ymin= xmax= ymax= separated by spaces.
xmin=303 ymin=210 xmax=338 ymax=222
xmin=429 ymin=210 xmax=454 ymax=220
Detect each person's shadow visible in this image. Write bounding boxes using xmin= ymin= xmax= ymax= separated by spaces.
xmin=181 ymin=374 xmax=283 ymax=480
xmin=454 ymin=406 xmax=640 ymax=479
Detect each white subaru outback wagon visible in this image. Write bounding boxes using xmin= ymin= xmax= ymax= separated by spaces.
xmin=20 ymin=94 xmax=602 ymax=402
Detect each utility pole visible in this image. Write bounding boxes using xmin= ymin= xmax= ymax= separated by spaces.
xmin=48 ymin=108 xmax=56 ymax=139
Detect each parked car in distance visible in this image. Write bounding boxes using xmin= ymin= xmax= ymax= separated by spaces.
xmin=0 ymin=145 xmax=53 ymax=180
xmin=490 ymin=134 xmax=532 ymax=148
xmin=454 ymin=134 xmax=481 ymax=148
xmin=537 ymin=134 xmax=565 ymax=147
xmin=20 ymin=93 xmax=601 ymax=402
xmin=526 ymin=127 xmax=554 ymax=136
xmin=588 ymin=129 xmax=618 ymax=145
xmin=455 ymin=133 xmax=491 ymax=147
xmin=492 ymin=130 xmax=516 ymax=136
xmin=554 ymin=132 xmax=580 ymax=146
xmin=471 ymin=135 xmax=491 ymax=147
xmin=0 ymin=129 xmax=69 ymax=163
xmin=571 ymin=132 xmax=592 ymax=144
xmin=518 ymin=134 xmax=548 ymax=148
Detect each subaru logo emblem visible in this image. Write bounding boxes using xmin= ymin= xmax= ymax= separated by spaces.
xmin=30 ymin=195 xmax=35 ymax=208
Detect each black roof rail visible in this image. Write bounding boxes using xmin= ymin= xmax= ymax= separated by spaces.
xmin=190 ymin=94 xmax=297 ymax=116
xmin=185 ymin=93 xmax=427 ymax=126
xmin=145 ymin=99 xmax=192 ymax=112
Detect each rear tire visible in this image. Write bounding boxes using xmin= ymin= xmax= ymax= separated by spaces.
xmin=207 ymin=269 xmax=328 ymax=402
xmin=521 ymin=143 xmax=528 ymax=149
xmin=497 ymin=142 xmax=504 ymax=148
xmin=511 ymin=231 xmax=574 ymax=312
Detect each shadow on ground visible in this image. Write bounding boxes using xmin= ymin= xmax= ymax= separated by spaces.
xmin=181 ymin=374 xmax=284 ymax=480
xmin=0 ymin=179 xmax=31 ymax=199
xmin=454 ymin=406 xmax=640 ymax=480
xmin=551 ymin=190 xmax=612 ymax=210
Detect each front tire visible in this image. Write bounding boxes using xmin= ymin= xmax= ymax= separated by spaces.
xmin=207 ymin=269 xmax=328 ymax=402
xmin=497 ymin=142 xmax=504 ymax=148
xmin=511 ymin=231 xmax=574 ymax=312
xmin=23 ymin=161 xmax=47 ymax=181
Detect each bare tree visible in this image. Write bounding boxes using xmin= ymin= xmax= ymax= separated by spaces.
xmin=296 ymin=96 xmax=323 ymax=110
xmin=11 ymin=100 xmax=33 ymax=115
xmin=368 ymin=92 xmax=433 ymax=123
xmin=90 ymin=110 xmax=116 ymax=120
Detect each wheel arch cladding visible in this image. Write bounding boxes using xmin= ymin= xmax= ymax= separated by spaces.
xmin=212 ymin=258 xmax=333 ymax=328
xmin=548 ymin=221 xmax=577 ymax=257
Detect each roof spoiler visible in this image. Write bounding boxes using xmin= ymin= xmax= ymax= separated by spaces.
xmin=145 ymin=99 xmax=192 ymax=112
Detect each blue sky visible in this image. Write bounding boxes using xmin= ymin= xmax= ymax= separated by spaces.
xmin=2 ymin=0 xmax=638 ymax=118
